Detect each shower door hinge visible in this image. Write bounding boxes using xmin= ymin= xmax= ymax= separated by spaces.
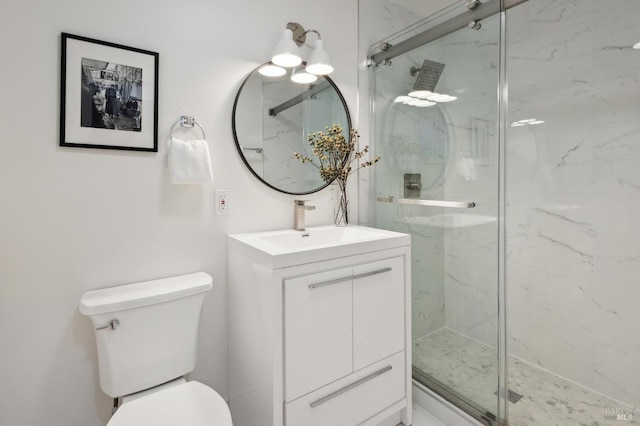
xmin=365 ymin=56 xmax=374 ymax=68
xmin=366 ymin=56 xmax=391 ymax=68
xmin=466 ymin=0 xmax=481 ymax=9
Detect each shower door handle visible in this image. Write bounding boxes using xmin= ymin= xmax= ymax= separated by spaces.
xmin=377 ymin=196 xmax=476 ymax=209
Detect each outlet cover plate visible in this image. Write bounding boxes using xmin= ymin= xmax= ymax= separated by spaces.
xmin=215 ymin=189 xmax=230 ymax=216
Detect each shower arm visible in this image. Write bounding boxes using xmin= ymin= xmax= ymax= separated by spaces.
xmin=377 ymin=196 xmax=475 ymax=209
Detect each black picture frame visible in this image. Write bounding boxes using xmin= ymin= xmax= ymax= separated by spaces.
xmin=60 ymin=33 xmax=159 ymax=152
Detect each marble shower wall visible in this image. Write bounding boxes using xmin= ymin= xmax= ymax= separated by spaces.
xmin=506 ymin=0 xmax=640 ymax=408
xmin=364 ymin=0 xmax=639 ymax=410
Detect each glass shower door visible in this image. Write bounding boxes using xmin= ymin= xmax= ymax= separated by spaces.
xmin=368 ymin=2 xmax=504 ymax=423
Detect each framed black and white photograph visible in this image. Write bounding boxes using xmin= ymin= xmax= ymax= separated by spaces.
xmin=60 ymin=33 xmax=159 ymax=151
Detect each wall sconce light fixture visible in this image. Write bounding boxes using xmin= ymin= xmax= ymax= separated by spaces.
xmin=261 ymin=22 xmax=334 ymax=83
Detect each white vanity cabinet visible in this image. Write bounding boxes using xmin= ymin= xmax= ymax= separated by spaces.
xmin=228 ymin=226 xmax=411 ymax=426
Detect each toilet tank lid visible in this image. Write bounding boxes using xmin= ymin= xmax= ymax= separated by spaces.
xmin=79 ymin=272 xmax=213 ymax=316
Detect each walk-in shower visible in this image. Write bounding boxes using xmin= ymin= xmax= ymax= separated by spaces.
xmin=360 ymin=0 xmax=640 ymax=424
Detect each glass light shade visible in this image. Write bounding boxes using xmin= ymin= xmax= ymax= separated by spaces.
xmin=436 ymin=95 xmax=457 ymax=103
xmin=394 ymin=96 xmax=412 ymax=103
xmin=405 ymin=99 xmax=424 ymax=106
xmin=415 ymin=100 xmax=436 ymax=107
xmin=305 ymin=40 xmax=334 ymax=75
xmin=272 ymin=29 xmax=302 ymax=67
xmin=408 ymin=90 xmax=432 ymax=99
xmin=258 ymin=64 xmax=286 ymax=77
xmin=291 ymin=67 xmax=318 ymax=84
xmin=634 ymin=42 xmax=640 ymax=49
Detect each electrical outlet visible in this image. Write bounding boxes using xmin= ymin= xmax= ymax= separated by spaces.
xmin=215 ymin=190 xmax=230 ymax=216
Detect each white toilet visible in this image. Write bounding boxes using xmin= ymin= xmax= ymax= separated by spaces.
xmin=79 ymin=272 xmax=232 ymax=426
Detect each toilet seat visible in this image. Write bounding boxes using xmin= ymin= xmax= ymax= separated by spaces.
xmin=107 ymin=381 xmax=232 ymax=426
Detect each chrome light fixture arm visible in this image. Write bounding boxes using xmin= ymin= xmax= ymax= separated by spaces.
xmin=286 ymin=22 xmax=323 ymax=46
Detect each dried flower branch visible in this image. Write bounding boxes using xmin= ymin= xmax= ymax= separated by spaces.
xmin=294 ymin=124 xmax=380 ymax=182
xmin=294 ymin=124 xmax=380 ymax=224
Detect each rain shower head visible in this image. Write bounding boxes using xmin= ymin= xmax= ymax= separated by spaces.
xmin=410 ymin=59 xmax=445 ymax=92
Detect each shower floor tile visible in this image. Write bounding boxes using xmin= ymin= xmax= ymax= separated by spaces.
xmin=413 ymin=328 xmax=638 ymax=425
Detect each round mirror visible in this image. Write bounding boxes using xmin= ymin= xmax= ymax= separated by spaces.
xmin=232 ymin=62 xmax=351 ymax=195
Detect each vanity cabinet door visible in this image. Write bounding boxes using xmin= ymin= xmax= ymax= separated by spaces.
xmin=353 ymin=257 xmax=405 ymax=371
xmin=284 ymin=267 xmax=353 ymax=402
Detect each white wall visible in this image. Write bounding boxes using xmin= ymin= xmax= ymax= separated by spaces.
xmin=0 ymin=1 xmax=357 ymax=425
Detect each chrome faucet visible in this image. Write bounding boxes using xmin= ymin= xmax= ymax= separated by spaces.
xmin=293 ymin=200 xmax=316 ymax=231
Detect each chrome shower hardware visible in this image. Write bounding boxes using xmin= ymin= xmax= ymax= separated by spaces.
xmin=404 ymin=174 xmax=422 ymax=198
xmin=466 ymin=0 xmax=481 ymax=10
xmin=410 ymin=59 xmax=445 ymax=92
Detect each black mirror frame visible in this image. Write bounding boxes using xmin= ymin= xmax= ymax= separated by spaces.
xmin=231 ymin=62 xmax=352 ymax=195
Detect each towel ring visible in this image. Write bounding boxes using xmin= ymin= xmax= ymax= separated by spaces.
xmin=169 ymin=116 xmax=206 ymax=140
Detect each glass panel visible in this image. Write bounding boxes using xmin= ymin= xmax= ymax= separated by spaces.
xmin=506 ymin=0 xmax=640 ymax=424
xmin=368 ymin=3 xmax=502 ymax=422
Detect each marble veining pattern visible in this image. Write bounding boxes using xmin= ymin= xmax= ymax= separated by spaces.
xmin=506 ymin=0 xmax=640 ymax=408
xmin=414 ymin=328 xmax=639 ymax=425
xmin=368 ymin=0 xmax=640 ymax=418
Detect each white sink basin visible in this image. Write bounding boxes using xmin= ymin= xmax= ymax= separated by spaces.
xmin=257 ymin=226 xmax=390 ymax=249
xmin=228 ymin=225 xmax=410 ymax=269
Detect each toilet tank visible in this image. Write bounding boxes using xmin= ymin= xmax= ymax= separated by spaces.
xmin=79 ymin=272 xmax=213 ymax=398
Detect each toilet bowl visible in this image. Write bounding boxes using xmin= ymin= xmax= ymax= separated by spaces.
xmin=79 ymin=272 xmax=232 ymax=425
xmin=108 ymin=380 xmax=232 ymax=426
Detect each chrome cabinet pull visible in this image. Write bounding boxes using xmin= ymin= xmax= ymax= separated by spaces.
xmin=308 ymin=276 xmax=352 ymax=289
xmin=353 ymin=267 xmax=392 ymax=280
xmin=309 ymin=267 xmax=392 ymax=288
xmin=309 ymin=365 xmax=393 ymax=408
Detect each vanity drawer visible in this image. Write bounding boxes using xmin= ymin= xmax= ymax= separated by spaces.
xmin=285 ymin=351 xmax=405 ymax=426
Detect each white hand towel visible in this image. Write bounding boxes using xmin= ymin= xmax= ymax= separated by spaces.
xmin=169 ymin=137 xmax=213 ymax=184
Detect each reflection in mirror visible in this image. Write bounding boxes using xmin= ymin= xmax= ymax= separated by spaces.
xmin=232 ymin=62 xmax=351 ymax=195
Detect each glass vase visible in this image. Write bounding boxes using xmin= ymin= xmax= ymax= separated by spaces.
xmin=335 ymin=179 xmax=349 ymax=226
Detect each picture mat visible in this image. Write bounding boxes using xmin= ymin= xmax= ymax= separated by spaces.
xmin=64 ymin=37 xmax=156 ymax=149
